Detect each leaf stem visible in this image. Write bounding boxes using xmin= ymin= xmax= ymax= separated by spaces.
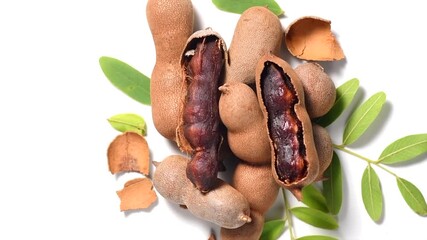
xmin=333 ymin=143 xmax=398 ymax=177
xmin=333 ymin=144 xmax=376 ymax=163
xmin=282 ymin=188 xmax=296 ymax=240
xmin=374 ymin=163 xmax=398 ymax=177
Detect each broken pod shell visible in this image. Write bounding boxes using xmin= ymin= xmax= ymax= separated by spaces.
xmin=255 ymin=53 xmax=320 ymax=200
xmin=285 ymin=16 xmax=345 ymax=61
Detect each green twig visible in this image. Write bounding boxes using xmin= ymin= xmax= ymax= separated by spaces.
xmin=333 ymin=143 xmax=398 ymax=177
xmin=282 ymin=188 xmax=296 ymax=240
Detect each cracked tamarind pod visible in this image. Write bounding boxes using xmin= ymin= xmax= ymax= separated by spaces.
xmin=146 ymin=0 xmax=194 ymax=141
xmin=176 ymin=29 xmax=227 ymax=192
xmin=255 ymin=53 xmax=319 ymax=200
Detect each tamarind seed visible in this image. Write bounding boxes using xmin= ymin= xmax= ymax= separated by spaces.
xmin=256 ymin=54 xmax=319 ymax=200
xmin=176 ymin=30 xmax=226 ymax=192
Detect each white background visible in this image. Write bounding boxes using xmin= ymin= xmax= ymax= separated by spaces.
xmin=1 ymin=0 xmax=426 ymax=239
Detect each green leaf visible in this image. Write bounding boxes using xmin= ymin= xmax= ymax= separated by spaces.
xmin=108 ymin=113 xmax=147 ymax=136
xmin=260 ymin=219 xmax=286 ymax=240
xmin=315 ymin=78 xmax=359 ymax=127
xmin=396 ymin=177 xmax=427 ymax=216
xmin=302 ymin=184 xmax=329 ymax=213
xmin=212 ymin=0 xmax=284 ymax=16
xmin=99 ymin=56 xmax=151 ymax=105
xmin=322 ymin=152 xmax=342 ymax=215
xmin=343 ymin=91 xmax=386 ymax=145
xmin=361 ymin=165 xmax=383 ymax=221
xmin=378 ymin=134 xmax=427 ymax=165
xmin=297 ymin=236 xmax=338 ymax=240
xmin=290 ymin=207 xmax=338 ymax=229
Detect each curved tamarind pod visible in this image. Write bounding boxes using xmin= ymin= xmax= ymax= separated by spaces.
xmin=176 ymin=29 xmax=227 ymax=192
xmin=255 ymin=53 xmax=319 ymax=200
xmin=153 ymin=155 xmax=251 ymax=229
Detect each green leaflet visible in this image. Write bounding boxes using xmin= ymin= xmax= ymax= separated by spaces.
xmin=315 ymin=78 xmax=359 ymax=127
xmin=378 ymin=134 xmax=427 ymax=165
xmin=296 ymin=236 xmax=338 ymax=240
xmin=343 ymin=92 xmax=386 ymax=145
xmin=108 ymin=113 xmax=147 ymax=136
xmin=361 ymin=165 xmax=383 ymax=222
xmin=211 ymin=0 xmax=284 ymax=16
xmin=301 ymin=184 xmax=329 ymax=213
xmin=290 ymin=207 xmax=338 ymax=230
xmin=322 ymin=152 xmax=343 ymax=215
xmin=396 ymin=177 xmax=427 ymax=216
xmin=99 ymin=56 xmax=151 ymax=105
xmin=260 ymin=219 xmax=286 ymax=240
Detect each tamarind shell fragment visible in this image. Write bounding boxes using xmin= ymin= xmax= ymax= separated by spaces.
xmin=176 ymin=29 xmax=227 ymax=192
xmin=255 ymin=53 xmax=319 ymax=200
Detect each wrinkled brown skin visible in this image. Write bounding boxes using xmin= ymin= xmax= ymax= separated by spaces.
xmin=225 ymin=6 xmax=282 ymax=85
xmin=146 ymin=0 xmax=193 ymax=141
xmin=220 ymin=162 xmax=279 ymax=239
xmin=219 ymin=83 xmax=271 ymax=164
xmin=231 ymin=162 xmax=279 ymax=214
xmin=183 ymin=179 xmax=251 ymax=229
xmin=153 ymin=155 xmax=251 ymax=229
xmin=153 ymin=155 xmax=188 ymax=205
xmin=256 ymin=53 xmax=319 ymax=200
xmin=220 ymin=211 xmax=264 ymax=240
xmin=294 ymin=62 xmax=336 ymax=118
xmin=312 ymin=123 xmax=333 ymax=180
xmin=176 ymin=29 xmax=226 ymax=192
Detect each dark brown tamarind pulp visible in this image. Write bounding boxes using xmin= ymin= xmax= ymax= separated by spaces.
xmin=260 ymin=62 xmax=307 ymax=184
xmin=182 ymin=36 xmax=224 ymax=192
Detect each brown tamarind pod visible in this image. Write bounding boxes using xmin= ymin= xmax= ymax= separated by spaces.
xmin=255 ymin=53 xmax=319 ymax=200
xmin=153 ymin=155 xmax=251 ymax=229
xmin=152 ymin=155 xmax=189 ymax=205
xmin=232 ymin=162 xmax=279 ymax=214
xmin=220 ymin=162 xmax=278 ymax=238
xmin=312 ymin=123 xmax=333 ymax=180
xmin=146 ymin=0 xmax=194 ymax=141
xmin=224 ymin=6 xmax=282 ymax=85
xmin=176 ymin=29 xmax=227 ymax=192
xmin=294 ymin=62 xmax=336 ymax=118
xmin=183 ymin=179 xmax=252 ymax=229
xmin=220 ymin=211 xmax=264 ymax=240
xmin=218 ymin=82 xmax=271 ymax=164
